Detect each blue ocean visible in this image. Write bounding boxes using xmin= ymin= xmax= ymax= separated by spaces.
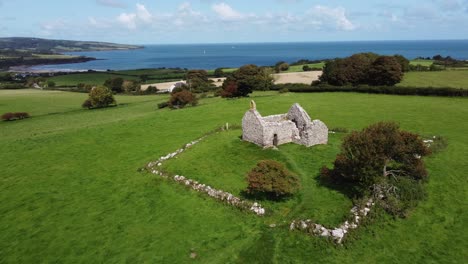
xmin=33 ymin=40 xmax=468 ymax=71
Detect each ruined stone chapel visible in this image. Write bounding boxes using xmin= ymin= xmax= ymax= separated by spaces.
xmin=242 ymin=101 xmax=328 ymax=148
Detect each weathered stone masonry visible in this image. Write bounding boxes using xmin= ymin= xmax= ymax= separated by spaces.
xmin=242 ymin=101 xmax=328 ymax=148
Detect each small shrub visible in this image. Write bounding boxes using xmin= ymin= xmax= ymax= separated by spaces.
xmin=279 ymin=88 xmax=289 ymax=93
xmin=157 ymin=101 xmax=169 ymax=109
xmin=303 ymin=65 xmax=312 ymax=71
xmin=47 ymin=81 xmax=56 ymax=87
xmin=82 ymin=86 xmax=116 ymax=109
xmin=1 ymin=112 xmax=30 ymax=121
xmin=168 ymin=90 xmax=198 ymax=109
xmin=246 ymin=160 xmax=300 ymax=199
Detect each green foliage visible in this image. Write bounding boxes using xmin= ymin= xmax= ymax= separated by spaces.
xmin=275 ymin=61 xmax=290 ymax=72
xmin=168 ymin=90 xmax=198 ymax=109
xmin=214 ymin=68 xmax=224 ymax=77
xmin=47 ymin=81 xmax=56 ymax=87
xmin=393 ymin=54 xmax=410 ymax=72
xmin=82 ymin=86 xmax=116 ymax=109
xmin=368 ymin=56 xmax=403 ymax=86
xmin=278 ymin=88 xmax=289 ymax=93
xmin=104 ymin=77 xmax=124 ymax=93
xmin=186 ymin=70 xmax=215 ymax=93
xmin=320 ymin=53 xmax=404 ymax=86
xmin=228 ymin=64 xmax=274 ymax=93
xmin=302 ymin=65 xmax=312 ymax=71
xmin=122 ymin=80 xmax=141 ymax=94
xmin=322 ymin=122 xmax=430 ymax=193
xmin=246 ymin=160 xmax=300 ymax=198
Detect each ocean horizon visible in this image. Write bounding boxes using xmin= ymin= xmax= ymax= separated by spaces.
xmin=32 ymin=39 xmax=468 ymax=71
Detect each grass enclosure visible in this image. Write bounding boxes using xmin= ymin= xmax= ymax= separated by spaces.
xmin=0 ymin=89 xmax=467 ymax=263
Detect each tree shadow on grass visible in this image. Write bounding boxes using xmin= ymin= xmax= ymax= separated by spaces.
xmin=314 ymin=172 xmax=360 ymax=200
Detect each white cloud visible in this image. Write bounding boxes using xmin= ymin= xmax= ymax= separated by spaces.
xmin=212 ymin=3 xmax=244 ymax=21
xmin=117 ymin=13 xmax=137 ymax=29
xmin=116 ymin=4 xmax=153 ymax=30
xmin=136 ymin=3 xmax=152 ymax=23
xmin=96 ymin=0 xmax=126 ymax=9
xmin=308 ymin=5 xmax=356 ymax=31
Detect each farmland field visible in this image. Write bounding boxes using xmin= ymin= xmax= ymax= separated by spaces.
xmin=0 ymin=89 xmax=467 ymax=263
xmin=398 ymin=70 xmax=468 ymax=88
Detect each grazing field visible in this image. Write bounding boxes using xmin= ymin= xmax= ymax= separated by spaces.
xmin=0 ymin=90 xmax=467 ymax=263
xmin=398 ymin=70 xmax=468 ymax=88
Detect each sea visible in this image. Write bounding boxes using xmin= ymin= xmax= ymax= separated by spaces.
xmin=32 ymin=40 xmax=468 ymax=71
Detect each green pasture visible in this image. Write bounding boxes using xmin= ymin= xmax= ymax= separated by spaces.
xmin=0 ymin=89 xmax=467 ymax=263
xmin=398 ymin=70 xmax=468 ymax=88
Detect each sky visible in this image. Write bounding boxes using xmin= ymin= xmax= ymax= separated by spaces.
xmin=0 ymin=0 xmax=468 ymax=44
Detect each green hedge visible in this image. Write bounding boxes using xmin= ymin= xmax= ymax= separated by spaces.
xmin=272 ymin=83 xmax=468 ymax=97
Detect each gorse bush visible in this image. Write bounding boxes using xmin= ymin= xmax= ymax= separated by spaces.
xmin=246 ymin=160 xmax=300 ymax=199
xmin=1 ymin=112 xmax=30 ymax=121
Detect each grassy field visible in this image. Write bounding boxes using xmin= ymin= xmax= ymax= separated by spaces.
xmin=285 ymin=62 xmax=325 ymax=72
xmin=410 ymin=59 xmax=434 ymax=66
xmin=398 ymin=70 xmax=468 ymax=88
xmin=0 ymin=89 xmax=467 ymax=263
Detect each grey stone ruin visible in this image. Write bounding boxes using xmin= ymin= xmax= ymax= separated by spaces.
xmin=242 ymin=101 xmax=328 ymax=148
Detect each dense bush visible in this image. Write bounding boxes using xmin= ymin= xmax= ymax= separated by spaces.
xmin=224 ymin=64 xmax=274 ymax=95
xmin=82 ymin=86 xmax=116 ymax=109
xmin=1 ymin=112 xmax=30 ymax=121
xmin=47 ymin=81 xmax=56 ymax=87
xmin=168 ymin=90 xmax=198 ymax=109
xmin=246 ymin=160 xmax=300 ymax=199
xmin=368 ymin=56 xmax=403 ymax=86
xmin=275 ymin=62 xmax=289 ymax=72
xmin=302 ymin=65 xmax=312 ymax=71
xmin=214 ymin=68 xmax=224 ymax=77
xmin=321 ymin=122 xmax=430 ymax=192
xmin=321 ymin=122 xmax=431 ymax=216
xmin=186 ymin=70 xmax=216 ymax=93
xmin=122 ymin=80 xmax=141 ymax=93
xmin=104 ymin=77 xmax=124 ymax=93
xmin=320 ymin=53 xmax=405 ymax=86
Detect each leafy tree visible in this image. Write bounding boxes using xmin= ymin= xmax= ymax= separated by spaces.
xmin=302 ymin=65 xmax=312 ymax=71
xmin=221 ymin=79 xmax=239 ymax=98
xmin=186 ymin=70 xmax=215 ymax=93
xmin=122 ymin=80 xmax=141 ymax=93
xmin=321 ymin=122 xmax=430 ymax=193
xmin=104 ymin=77 xmax=124 ymax=93
xmin=368 ymin=56 xmax=403 ymax=86
xmin=229 ymin=64 xmax=274 ymax=93
xmin=246 ymin=160 xmax=300 ymax=199
xmin=214 ymin=68 xmax=224 ymax=78
xmin=275 ymin=61 xmax=289 ymax=72
xmin=82 ymin=86 xmax=116 ymax=109
xmin=168 ymin=90 xmax=198 ymax=109
xmin=393 ymin=54 xmax=410 ymax=72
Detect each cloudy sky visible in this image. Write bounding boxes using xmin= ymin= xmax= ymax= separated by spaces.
xmin=1 ymin=0 xmax=468 ymax=44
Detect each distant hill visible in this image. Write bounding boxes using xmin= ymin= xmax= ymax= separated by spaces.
xmin=0 ymin=37 xmax=142 ymax=53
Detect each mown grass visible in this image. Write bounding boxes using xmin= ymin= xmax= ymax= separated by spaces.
xmin=285 ymin=62 xmax=325 ymax=72
xmin=398 ymin=70 xmax=468 ymax=88
xmin=0 ymin=90 xmax=467 ymax=263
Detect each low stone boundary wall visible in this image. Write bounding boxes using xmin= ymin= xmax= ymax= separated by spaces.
xmin=290 ymin=198 xmax=376 ymax=243
xmin=147 ymin=132 xmax=266 ymax=216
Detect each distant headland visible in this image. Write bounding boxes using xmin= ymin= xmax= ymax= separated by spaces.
xmin=0 ymin=37 xmax=142 ymax=70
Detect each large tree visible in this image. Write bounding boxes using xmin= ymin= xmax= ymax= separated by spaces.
xmin=368 ymin=56 xmax=403 ymax=86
